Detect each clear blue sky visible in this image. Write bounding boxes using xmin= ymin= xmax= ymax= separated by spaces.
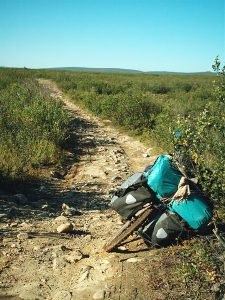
xmin=0 ymin=0 xmax=224 ymax=72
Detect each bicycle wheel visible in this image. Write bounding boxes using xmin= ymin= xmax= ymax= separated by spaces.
xmin=103 ymin=207 xmax=153 ymax=252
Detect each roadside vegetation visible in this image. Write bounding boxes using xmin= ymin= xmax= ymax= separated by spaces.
xmin=0 ymin=68 xmax=71 ymax=186
xmin=37 ymin=58 xmax=224 ymax=207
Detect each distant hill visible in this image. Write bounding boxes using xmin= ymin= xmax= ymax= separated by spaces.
xmin=44 ymin=67 xmax=142 ymax=74
xmin=1 ymin=66 xmax=214 ymax=75
xmin=43 ymin=67 xmax=214 ymax=75
xmin=146 ymin=71 xmax=214 ymax=75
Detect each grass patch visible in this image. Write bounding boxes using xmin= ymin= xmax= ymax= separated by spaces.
xmin=0 ymin=69 xmax=71 ymax=186
xmin=176 ymin=236 xmax=225 ymax=299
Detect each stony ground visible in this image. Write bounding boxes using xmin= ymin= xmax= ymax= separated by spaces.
xmin=0 ymin=80 xmax=223 ymax=300
xmin=0 ymin=80 xmax=161 ymax=300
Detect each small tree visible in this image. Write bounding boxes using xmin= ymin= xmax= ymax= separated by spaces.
xmin=212 ymin=55 xmax=225 ymax=103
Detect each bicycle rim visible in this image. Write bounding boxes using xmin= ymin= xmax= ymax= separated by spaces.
xmin=103 ymin=207 xmax=152 ymax=252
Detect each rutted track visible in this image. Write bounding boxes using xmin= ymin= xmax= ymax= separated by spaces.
xmin=0 ymin=77 xmax=222 ymax=300
xmin=0 ymin=79 xmax=161 ymax=300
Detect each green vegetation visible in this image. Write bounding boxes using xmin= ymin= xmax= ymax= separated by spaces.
xmin=173 ymin=58 xmax=225 ymax=206
xmin=36 ymin=60 xmax=224 ymax=207
xmin=179 ymin=239 xmax=222 ymax=288
xmin=1 ymin=61 xmax=224 ymax=206
xmin=166 ymin=237 xmax=225 ymax=300
xmin=0 ymin=68 xmax=70 ymax=184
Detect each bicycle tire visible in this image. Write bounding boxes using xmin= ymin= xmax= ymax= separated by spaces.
xmin=103 ymin=207 xmax=153 ymax=252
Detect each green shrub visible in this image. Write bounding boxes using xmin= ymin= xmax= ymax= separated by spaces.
xmin=173 ymin=59 xmax=225 ymax=205
xmin=177 ymin=238 xmax=223 ymax=298
xmin=151 ymin=84 xmax=172 ymax=94
xmin=0 ymin=70 xmax=70 ymax=181
xmin=34 ymin=66 xmax=223 ymax=207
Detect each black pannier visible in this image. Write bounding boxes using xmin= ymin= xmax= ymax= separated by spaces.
xmin=110 ymin=172 xmax=155 ymax=220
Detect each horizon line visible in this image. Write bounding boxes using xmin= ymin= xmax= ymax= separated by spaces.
xmin=0 ymin=65 xmax=213 ymax=74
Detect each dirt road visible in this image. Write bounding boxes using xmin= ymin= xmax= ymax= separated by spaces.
xmin=0 ymin=80 xmax=177 ymax=300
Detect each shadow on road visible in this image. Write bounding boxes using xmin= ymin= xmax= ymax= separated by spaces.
xmin=0 ymin=113 xmax=112 ymax=236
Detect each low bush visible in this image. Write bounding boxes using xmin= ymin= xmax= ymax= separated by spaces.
xmin=27 ymin=61 xmax=224 ymax=207
xmin=176 ymin=237 xmax=224 ymax=299
xmin=151 ymin=84 xmax=172 ymax=94
xmin=173 ymin=58 xmax=225 ymax=204
xmin=0 ymin=70 xmax=70 ymax=182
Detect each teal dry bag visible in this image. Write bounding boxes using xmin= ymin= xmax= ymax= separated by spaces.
xmin=144 ymin=155 xmax=213 ymax=229
xmin=144 ymin=155 xmax=182 ymax=199
xmin=169 ymin=193 xmax=213 ymax=229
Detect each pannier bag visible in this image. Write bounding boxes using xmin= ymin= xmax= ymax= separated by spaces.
xmin=139 ymin=211 xmax=187 ymax=247
xmin=144 ymin=155 xmax=213 ymax=229
xmin=169 ymin=192 xmax=213 ymax=229
xmin=144 ymin=155 xmax=182 ymax=199
xmin=110 ymin=172 xmax=155 ymax=220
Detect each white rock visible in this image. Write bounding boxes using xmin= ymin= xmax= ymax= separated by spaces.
xmin=105 ymin=291 xmax=111 ymax=298
xmin=100 ymin=259 xmax=110 ymax=265
xmin=19 ymin=282 xmax=44 ymax=300
xmin=117 ymin=220 xmax=124 ymax=225
xmin=41 ymin=204 xmax=48 ymax=209
xmin=33 ymin=246 xmax=40 ymax=251
xmin=93 ymin=290 xmax=105 ymax=300
xmin=82 ymin=265 xmax=92 ymax=272
xmin=51 ymin=245 xmax=67 ymax=258
xmin=78 ymin=270 xmax=89 ymax=283
xmin=126 ymin=257 xmax=143 ymax=263
xmin=118 ymin=246 xmax=126 ymax=251
xmin=53 ymin=257 xmax=66 ymax=270
xmin=52 ymin=290 xmax=72 ymax=300
xmin=57 ymin=223 xmax=74 ymax=233
xmin=21 ymin=222 xmax=29 ymax=227
xmin=62 ymin=203 xmax=70 ymax=211
xmin=55 ymin=216 xmax=69 ymax=222
xmin=17 ymin=232 xmax=29 ymax=240
xmin=64 ymin=250 xmax=83 ymax=263
xmin=10 ymin=222 xmax=18 ymax=228
xmin=82 ymin=235 xmax=92 ymax=242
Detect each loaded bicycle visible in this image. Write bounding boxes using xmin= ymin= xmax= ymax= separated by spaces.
xmin=103 ymin=154 xmax=213 ymax=252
